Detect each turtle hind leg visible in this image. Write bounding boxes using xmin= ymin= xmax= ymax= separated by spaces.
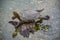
xmin=8 ymin=21 xmax=18 ymax=27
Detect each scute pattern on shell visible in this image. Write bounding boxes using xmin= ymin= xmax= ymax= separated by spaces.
xmin=18 ymin=23 xmax=34 ymax=37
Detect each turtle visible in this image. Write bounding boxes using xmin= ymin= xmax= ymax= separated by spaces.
xmin=8 ymin=9 xmax=50 ymax=38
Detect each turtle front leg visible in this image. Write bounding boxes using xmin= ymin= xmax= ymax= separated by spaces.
xmin=12 ymin=11 xmax=22 ymax=21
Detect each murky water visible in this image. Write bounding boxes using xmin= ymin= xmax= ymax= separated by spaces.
xmin=0 ymin=0 xmax=60 ymax=40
